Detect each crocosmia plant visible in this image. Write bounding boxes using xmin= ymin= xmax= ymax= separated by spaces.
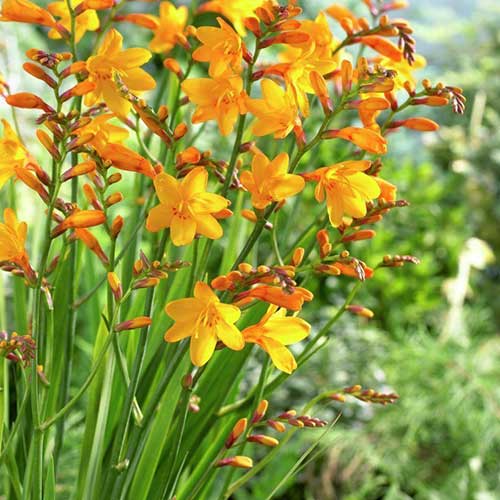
xmin=0 ymin=0 xmax=464 ymax=498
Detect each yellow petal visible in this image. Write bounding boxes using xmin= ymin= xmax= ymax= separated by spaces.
xmin=260 ymin=337 xmax=297 ymax=374
xmin=264 ymin=316 xmax=310 ymax=345
xmin=216 ymin=303 xmax=241 ymax=324
xmin=194 ymin=281 xmax=217 ymax=302
xmin=170 ymin=214 xmax=196 ymax=246
xmin=216 ymin=320 xmax=244 ymax=351
xmin=121 ymin=68 xmax=156 ymax=91
xmin=165 ymin=297 xmax=203 ymax=319
xmin=115 ymin=48 xmax=152 ymax=69
xmin=193 ymin=214 xmax=223 ymax=240
xmin=190 ymin=326 xmax=217 ymax=366
xmin=154 ymin=172 xmax=181 ymax=205
xmin=145 ymin=203 xmax=173 ymax=232
xmin=181 ymin=166 xmax=207 ymax=197
xmin=164 ymin=320 xmax=195 ymax=342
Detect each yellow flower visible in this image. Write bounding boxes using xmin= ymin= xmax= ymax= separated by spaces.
xmin=146 ymin=167 xmax=230 ymax=246
xmin=149 ymin=1 xmax=188 ymax=54
xmin=192 ymin=17 xmax=243 ymax=78
xmin=246 ymin=79 xmax=299 ymax=139
xmin=305 ymin=161 xmax=381 ymax=227
xmin=240 ymin=152 xmax=305 ymax=209
xmin=164 ymin=281 xmax=244 ymax=366
xmin=0 ymin=0 xmax=55 ymax=26
xmin=73 ymin=113 xmax=129 ymax=154
xmin=242 ymin=306 xmax=310 ymax=374
xmin=0 ymin=208 xmax=33 ymax=280
xmin=48 ymin=0 xmax=99 ymax=42
xmin=198 ymin=0 xmax=266 ymax=36
xmin=181 ymin=75 xmax=246 ymax=136
xmin=84 ymin=29 xmax=156 ymax=118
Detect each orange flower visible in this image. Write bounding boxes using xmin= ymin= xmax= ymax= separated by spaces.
xmin=84 ymin=29 xmax=156 ymax=117
xmin=246 ymin=79 xmax=299 ymax=139
xmin=48 ymin=0 xmax=99 ymax=42
xmin=305 ymin=161 xmax=381 ymax=227
xmin=239 ymin=285 xmax=313 ymax=312
xmin=0 ymin=208 xmax=34 ymax=280
xmin=164 ymin=281 xmax=244 ymax=366
xmin=240 ymin=152 xmax=305 ymax=209
xmin=149 ymin=1 xmax=188 ymax=53
xmin=375 ymin=177 xmax=397 ymax=202
xmin=192 ymin=17 xmax=243 ymax=77
xmin=325 ymin=4 xmax=361 ymax=31
xmin=146 ymin=167 xmax=230 ymax=246
xmin=181 ymin=75 xmax=246 ymax=136
xmin=360 ymin=36 xmax=402 ymax=62
xmin=357 ymin=97 xmax=390 ymax=131
xmin=242 ymin=305 xmax=310 ymax=373
xmin=0 ymin=0 xmax=55 ymax=26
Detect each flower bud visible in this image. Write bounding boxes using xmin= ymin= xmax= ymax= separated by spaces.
xmin=291 ymin=247 xmax=305 ymax=267
xmin=225 ymin=418 xmax=248 ymax=448
xmin=341 ymin=230 xmax=376 ymax=242
xmin=6 ymin=92 xmax=53 ymax=112
xmin=51 ymin=210 xmax=106 ymax=237
xmin=173 ymin=123 xmax=188 ymax=140
xmin=258 ymin=31 xmax=310 ymax=49
xmin=110 ymin=215 xmax=124 ymax=238
xmin=400 ymin=117 xmax=439 ymax=131
xmin=216 ymin=456 xmax=253 ymax=469
xmin=243 ymin=16 xmax=261 ymax=37
xmin=105 ymin=192 xmax=123 ymax=207
xmin=247 ymin=434 xmax=279 ymax=447
xmin=241 ymin=209 xmax=257 ymax=223
xmin=36 ymin=129 xmax=60 ymax=160
xmin=252 ymin=399 xmax=268 ymax=423
xmin=22 ymin=62 xmax=57 ymax=88
xmin=115 ymin=316 xmax=152 ymax=332
xmin=107 ymin=271 xmax=122 ymax=301
xmin=163 ymin=58 xmax=183 ymax=78
xmin=133 ymin=277 xmax=160 ymax=289
xmin=267 ymin=419 xmax=286 ymax=433
xmin=346 ymin=304 xmax=374 ymax=318
xmin=61 ymin=160 xmax=96 ymax=181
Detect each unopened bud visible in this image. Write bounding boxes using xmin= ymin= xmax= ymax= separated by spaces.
xmin=225 ymin=418 xmax=248 ymax=448
xmin=291 ymin=247 xmax=305 ymax=266
xmin=110 ymin=215 xmax=124 ymax=238
xmin=107 ymin=271 xmax=122 ymax=301
xmin=267 ymin=419 xmax=286 ymax=432
xmin=114 ymin=316 xmax=152 ymax=332
xmin=346 ymin=304 xmax=374 ymax=318
xmin=173 ymin=123 xmax=188 ymax=140
xmin=247 ymin=434 xmax=279 ymax=447
xmin=341 ymin=230 xmax=376 ymax=242
xmin=216 ymin=456 xmax=253 ymax=469
xmin=252 ymin=399 xmax=268 ymax=423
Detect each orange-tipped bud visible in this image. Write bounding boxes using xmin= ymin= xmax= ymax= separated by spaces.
xmin=213 ymin=208 xmax=233 ymax=220
xmin=117 ymin=12 xmax=159 ymax=29
xmin=267 ymin=419 xmax=286 ymax=432
xmin=329 ymin=393 xmax=346 ymax=402
xmin=67 ymin=132 xmax=95 ymax=151
xmin=255 ymin=6 xmax=274 ymax=24
xmin=344 ymin=384 xmax=362 ymax=394
xmin=101 ymin=144 xmax=156 ymax=178
xmin=133 ymin=259 xmax=144 ymax=276
xmin=36 ymin=129 xmax=60 ymax=160
xmin=341 ymin=230 xmax=376 ymax=242
xmin=400 ymin=117 xmax=439 ymax=131
xmin=61 ymin=80 xmax=96 ymax=101
xmin=73 ymin=228 xmax=108 ymax=265
xmin=361 ymin=36 xmax=402 ymax=62
xmin=339 ymin=17 xmax=354 ymax=35
xmin=238 ymin=262 xmax=253 ymax=274
xmin=291 ymin=247 xmax=305 ymax=267
xmin=211 ymin=275 xmax=232 ymax=290
xmin=288 ymin=418 xmax=305 ymax=428
xmin=252 ymin=399 xmax=268 ymax=423
xmin=114 ymin=316 xmax=152 ymax=332
xmin=107 ymin=271 xmax=122 ymax=300
xmin=110 ymin=215 xmax=124 ymax=238
xmin=0 ymin=0 xmax=56 ymax=27
xmin=163 ymin=58 xmax=183 ymax=78
xmin=315 ymin=263 xmax=341 ymax=276
xmin=177 ymin=146 xmax=201 ymax=165
xmin=225 ymin=418 xmax=248 ymax=448
xmin=22 ymin=62 xmax=56 ymax=88
xmin=346 ymin=304 xmax=374 ymax=318
xmin=310 ymin=70 xmax=332 ymax=114
xmin=244 ymin=16 xmax=262 ymax=37
xmin=6 ymin=92 xmax=53 ymax=112
xmin=412 ymin=96 xmax=449 ymax=107
xmin=247 ymin=434 xmax=279 ymax=447
xmin=51 ymin=210 xmax=106 ymax=237
xmin=82 ymin=183 xmax=101 ymax=209
xmin=258 ymin=31 xmax=310 ymax=49
xmin=15 ymin=168 xmax=49 ymax=202
xmin=278 ymin=410 xmax=296 ymax=419
xmin=323 ymin=127 xmax=387 ymax=155
xmin=320 ymin=243 xmax=333 ymax=258
xmin=316 ymin=229 xmax=330 ymax=247
xmin=216 ymin=456 xmax=253 ymax=469
xmin=105 ymin=192 xmax=123 ymax=207
xmin=132 ymin=277 xmax=160 ymax=289
xmin=173 ymin=123 xmax=188 ymax=140
xmin=61 ymin=160 xmax=96 ymax=181
xmin=82 ymin=0 xmax=114 ymax=10
xmin=241 ymin=209 xmax=257 ymax=223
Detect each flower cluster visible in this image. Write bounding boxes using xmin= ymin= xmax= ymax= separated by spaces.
xmin=0 ymin=0 xmax=463 ymax=497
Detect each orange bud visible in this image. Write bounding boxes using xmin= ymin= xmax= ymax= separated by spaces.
xmin=341 ymin=230 xmax=376 ymax=242
xmin=163 ymin=58 xmax=183 ymax=77
xmin=36 ymin=129 xmax=60 ymax=160
xmin=173 ymin=123 xmax=188 ymax=140
xmin=114 ymin=316 xmax=152 ymax=332
xmin=243 ymin=16 xmax=261 ymax=36
xmin=6 ymin=92 xmax=53 ymax=112
xmin=177 ymin=146 xmax=201 ymax=165
xmin=110 ymin=215 xmax=124 ymax=238
xmin=132 ymin=277 xmax=160 ymax=289
xmin=105 ymin=192 xmax=123 ymax=207
xmin=412 ymin=96 xmax=449 ymax=107
xmin=346 ymin=304 xmax=374 ymax=318
xmin=213 ymin=208 xmax=233 ymax=219
xmin=255 ymin=6 xmax=274 ymax=24
xmin=401 ymin=117 xmax=439 ymax=131
xmin=241 ymin=285 xmax=313 ymax=312
xmin=288 ymin=418 xmax=304 ymax=428
xmin=67 ymin=132 xmax=95 ymax=151
xmin=101 ymin=144 xmax=156 ymax=178
xmin=329 ymin=393 xmax=346 ymax=402
xmin=61 ymin=160 xmax=96 ymax=181
xmin=238 ymin=262 xmax=253 ymax=274
xmin=0 ymin=0 xmax=55 ymax=26
xmin=216 ymin=456 xmax=253 ymax=469
xmin=15 ymin=168 xmax=49 ymax=202
xmin=360 ymin=36 xmax=402 ymax=61
xmin=258 ymin=31 xmax=310 ymax=48
xmin=107 ymin=271 xmax=122 ymax=300
xmin=252 ymin=399 xmax=268 ymax=423
xmin=225 ymin=418 xmax=248 ymax=448
xmin=315 ymin=263 xmax=341 ymax=276
xmin=241 ymin=209 xmax=257 ymax=223
xmin=211 ymin=275 xmax=232 ymax=291
xmin=117 ymin=12 xmax=159 ymax=29
xmin=324 ymin=127 xmax=387 ymax=155
xmin=291 ymin=247 xmax=305 ymax=267
xmin=22 ymin=62 xmax=56 ymax=87
xmin=51 ymin=210 xmax=106 ymax=237
xmin=247 ymin=434 xmax=279 ymax=447
xmin=316 ymin=229 xmax=330 ymax=247
xmin=278 ymin=410 xmax=296 ymax=419
xmin=61 ymin=80 xmax=96 ymax=101
xmin=310 ymin=70 xmax=332 ymax=114
xmin=74 ymin=228 xmax=108 ymax=265
xmin=82 ymin=0 xmax=114 ymax=9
